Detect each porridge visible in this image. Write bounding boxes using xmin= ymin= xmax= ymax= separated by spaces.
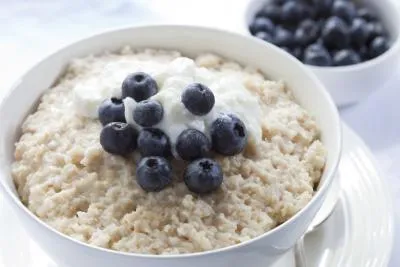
xmin=11 ymin=47 xmax=326 ymax=254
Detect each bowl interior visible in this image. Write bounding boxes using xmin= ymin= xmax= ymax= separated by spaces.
xmin=0 ymin=25 xmax=341 ymax=248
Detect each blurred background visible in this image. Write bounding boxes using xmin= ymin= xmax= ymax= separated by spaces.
xmin=0 ymin=0 xmax=246 ymax=88
xmin=1 ymin=0 xmax=399 ymax=266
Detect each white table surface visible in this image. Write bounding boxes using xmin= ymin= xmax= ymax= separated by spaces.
xmin=1 ymin=0 xmax=399 ymax=266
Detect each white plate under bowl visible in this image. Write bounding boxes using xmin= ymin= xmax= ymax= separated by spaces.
xmin=0 ymin=123 xmax=393 ymax=267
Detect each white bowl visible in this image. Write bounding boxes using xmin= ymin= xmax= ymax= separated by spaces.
xmin=0 ymin=25 xmax=341 ymax=267
xmin=243 ymin=0 xmax=400 ymax=107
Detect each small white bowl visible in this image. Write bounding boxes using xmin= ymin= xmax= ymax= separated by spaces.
xmin=0 ymin=25 xmax=341 ymax=267
xmin=243 ymin=0 xmax=400 ymax=107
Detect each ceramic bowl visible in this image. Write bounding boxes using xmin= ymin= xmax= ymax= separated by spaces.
xmin=243 ymin=0 xmax=400 ymax=107
xmin=0 ymin=25 xmax=341 ymax=267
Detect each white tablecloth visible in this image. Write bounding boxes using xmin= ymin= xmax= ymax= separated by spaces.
xmin=0 ymin=1 xmax=399 ymax=265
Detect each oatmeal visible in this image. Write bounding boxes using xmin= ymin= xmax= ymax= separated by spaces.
xmin=11 ymin=47 xmax=326 ymax=254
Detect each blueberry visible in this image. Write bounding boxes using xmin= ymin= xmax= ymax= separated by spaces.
xmin=181 ymin=83 xmax=215 ymax=116
xmin=321 ymin=16 xmax=350 ymax=49
xmin=350 ymin=18 xmax=369 ymax=47
xmin=184 ymin=158 xmax=223 ymax=194
xmin=333 ymin=49 xmax=361 ymax=66
xmin=357 ymin=8 xmax=376 ymax=22
xmin=294 ymin=19 xmax=320 ymax=46
xmin=137 ymin=128 xmax=171 ymax=157
xmin=270 ymin=0 xmax=286 ymax=5
xmin=273 ymin=27 xmax=295 ymax=47
xmin=98 ymin=97 xmax=126 ymax=126
xmin=312 ymin=0 xmax=333 ymax=16
xmin=332 ymin=0 xmax=356 ymax=23
xmin=256 ymin=4 xmax=281 ymax=22
xmin=294 ymin=28 xmax=309 ymax=47
xmin=255 ymin=31 xmax=273 ymax=42
xmin=133 ymin=99 xmax=163 ymax=127
xmin=372 ymin=23 xmax=385 ymax=36
xmin=291 ymin=47 xmax=303 ymax=59
xmin=249 ymin=17 xmax=275 ymax=35
xmin=136 ymin=157 xmax=172 ymax=192
xmin=359 ymin=46 xmax=370 ymax=60
xmin=281 ymin=1 xmax=305 ymax=23
xmin=280 ymin=23 xmax=297 ymax=32
xmin=315 ymin=37 xmax=325 ymax=46
xmin=317 ymin=18 xmax=326 ymax=30
xmin=304 ymin=43 xmax=332 ymax=66
xmin=369 ymin=36 xmax=390 ymax=59
xmin=301 ymin=18 xmax=321 ymax=34
xmin=303 ymin=4 xmax=317 ymax=19
xmin=210 ymin=114 xmax=247 ymax=156
xmin=176 ymin=129 xmax=211 ymax=161
xmin=100 ymin=122 xmax=138 ymax=156
xmin=366 ymin=22 xmax=386 ymax=42
xmin=122 ymin=72 xmax=158 ymax=102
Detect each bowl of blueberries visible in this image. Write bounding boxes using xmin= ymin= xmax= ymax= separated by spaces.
xmin=245 ymin=0 xmax=400 ymax=106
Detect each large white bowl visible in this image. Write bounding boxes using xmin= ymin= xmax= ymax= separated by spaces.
xmin=243 ymin=0 xmax=400 ymax=107
xmin=0 ymin=25 xmax=341 ymax=267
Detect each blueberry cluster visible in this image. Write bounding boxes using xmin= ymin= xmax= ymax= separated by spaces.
xmin=97 ymin=72 xmax=248 ymax=194
xmin=250 ymin=0 xmax=390 ymax=66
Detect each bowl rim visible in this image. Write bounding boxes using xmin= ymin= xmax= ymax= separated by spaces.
xmin=243 ymin=0 xmax=400 ymax=72
xmin=0 ymin=24 xmax=342 ymax=259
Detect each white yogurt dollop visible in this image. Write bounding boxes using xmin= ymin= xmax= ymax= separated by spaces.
xmin=73 ymin=57 xmax=262 ymax=145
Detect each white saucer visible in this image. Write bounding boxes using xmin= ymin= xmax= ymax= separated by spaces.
xmin=0 ymin=124 xmax=394 ymax=267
